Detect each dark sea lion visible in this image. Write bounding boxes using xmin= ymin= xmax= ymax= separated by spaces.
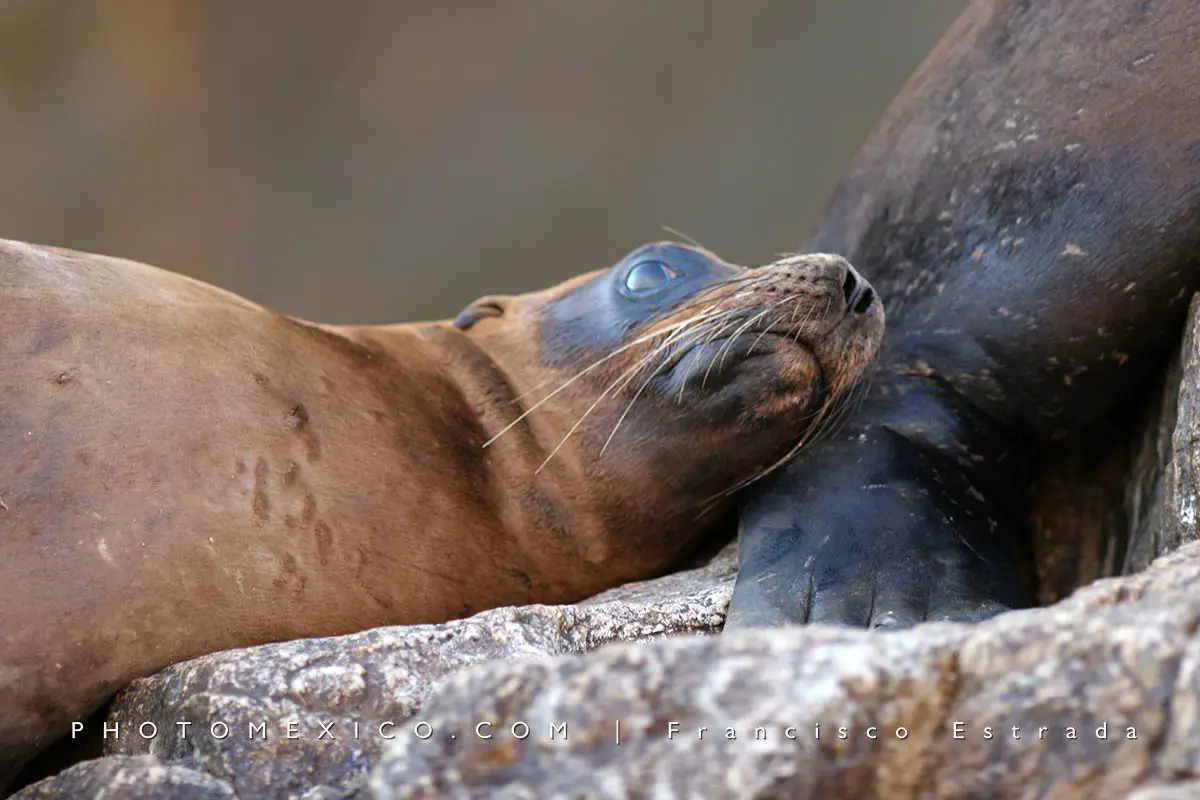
xmin=0 ymin=238 xmax=881 ymax=784
xmin=728 ymin=0 xmax=1200 ymax=629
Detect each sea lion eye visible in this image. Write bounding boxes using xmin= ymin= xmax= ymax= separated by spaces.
xmin=624 ymin=260 xmax=681 ymax=293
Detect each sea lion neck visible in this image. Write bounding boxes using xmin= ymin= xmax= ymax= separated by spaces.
xmin=332 ymin=320 xmax=635 ymax=578
xmin=337 ymin=319 xmax=584 ymax=478
xmin=355 ymin=320 xmax=746 ymax=584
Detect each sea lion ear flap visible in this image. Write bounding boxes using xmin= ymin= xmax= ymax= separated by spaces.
xmin=453 ymin=295 xmax=514 ymax=330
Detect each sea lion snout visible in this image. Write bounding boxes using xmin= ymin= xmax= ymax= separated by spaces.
xmin=601 ymin=248 xmax=884 ymax=408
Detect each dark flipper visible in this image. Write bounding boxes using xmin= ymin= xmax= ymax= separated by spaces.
xmin=729 ymin=382 xmax=1031 ymax=629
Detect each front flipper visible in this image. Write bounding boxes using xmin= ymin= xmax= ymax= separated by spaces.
xmin=727 ymin=385 xmax=1032 ymax=630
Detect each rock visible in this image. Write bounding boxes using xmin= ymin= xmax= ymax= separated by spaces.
xmin=1126 ymin=294 xmax=1200 ymax=572
xmin=368 ymin=543 xmax=1200 ymax=799
xmin=1125 ymin=781 xmax=1200 ymax=800
xmin=9 ymin=755 xmax=235 ymax=800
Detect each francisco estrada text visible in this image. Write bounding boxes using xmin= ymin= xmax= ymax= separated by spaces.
xmin=76 ymin=719 xmax=1139 ymax=745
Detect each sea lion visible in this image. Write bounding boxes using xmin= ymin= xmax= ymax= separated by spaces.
xmin=0 ymin=238 xmax=881 ymax=784
xmin=728 ymin=0 xmax=1200 ymax=628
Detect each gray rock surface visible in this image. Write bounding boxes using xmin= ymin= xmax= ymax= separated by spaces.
xmin=369 ymin=543 xmax=1200 ymax=800
xmin=11 ymin=755 xmax=235 ymax=800
xmin=1125 ymin=781 xmax=1200 ymax=800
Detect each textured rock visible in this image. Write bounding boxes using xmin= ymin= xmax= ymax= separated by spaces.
xmin=1126 ymin=294 xmax=1200 ymax=572
xmin=369 ymin=543 xmax=1200 ymax=800
xmin=10 ymin=755 xmax=235 ymax=800
xmin=1125 ymin=781 xmax=1200 ymax=800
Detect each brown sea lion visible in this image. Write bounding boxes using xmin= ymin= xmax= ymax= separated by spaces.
xmin=0 ymin=238 xmax=881 ymax=785
xmin=729 ymin=0 xmax=1200 ymax=629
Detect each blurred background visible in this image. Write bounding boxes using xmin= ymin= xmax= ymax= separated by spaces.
xmin=0 ymin=0 xmax=966 ymax=324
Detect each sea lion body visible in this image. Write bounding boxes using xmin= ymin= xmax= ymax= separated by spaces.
xmin=729 ymin=0 xmax=1200 ymax=628
xmin=0 ymin=239 xmax=881 ymax=783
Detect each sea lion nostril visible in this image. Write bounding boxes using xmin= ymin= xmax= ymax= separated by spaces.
xmin=840 ymin=265 xmax=873 ymax=315
xmin=853 ymin=286 xmax=874 ymax=314
xmin=841 ymin=268 xmax=859 ymax=304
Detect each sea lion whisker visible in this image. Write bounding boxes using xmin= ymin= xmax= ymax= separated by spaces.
xmin=789 ymin=292 xmax=813 ymax=326
xmin=748 ymin=304 xmax=798 ymax=354
xmin=710 ymin=307 xmax=775 ymax=379
xmin=629 ymin=274 xmax=769 ymax=335
xmin=501 ymin=332 xmax=659 ymax=410
xmin=698 ymin=314 xmax=751 ymax=389
xmin=513 ymin=307 xmax=733 ymax=408
xmin=484 ymin=315 xmax=713 ymax=446
xmin=678 ymin=319 xmax=749 ymax=402
xmin=542 ymin=312 xmax=728 ymax=467
xmin=672 ymin=316 xmax=744 ymax=400
xmin=534 ymin=365 xmax=641 ymax=474
xmin=807 ymin=388 xmax=856 ymax=449
xmin=820 ymin=371 xmax=866 ymax=435
xmin=704 ymin=359 xmax=849 ymax=504
xmin=698 ymin=296 xmax=803 ymax=390
xmin=659 ymin=225 xmax=703 ymax=249
xmin=534 ymin=295 xmax=730 ymax=470
xmin=708 ymin=411 xmax=825 ymax=502
xmin=814 ymin=360 xmax=877 ymax=447
xmin=539 ymin=317 xmax=723 ymax=471
xmin=709 ymin=291 xmax=853 ymax=498
xmin=599 ymin=321 xmax=731 ymax=456
xmin=636 ymin=308 xmax=740 ymax=388
xmin=653 ymin=316 xmax=732 ymax=404
xmin=806 ymin=336 xmax=875 ymax=449
xmin=637 ymin=305 xmax=752 ymax=398
xmin=617 ymin=313 xmax=729 ymax=394
xmin=790 ymin=292 xmax=828 ymax=343
xmin=695 ymin=296 xmax=796 ymax=391
xmin=712 ymin=308 xmax=776 ymax=370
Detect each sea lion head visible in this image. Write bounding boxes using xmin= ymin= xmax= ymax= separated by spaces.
xmin=451 ymin=241 xmax=883 ymax=575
